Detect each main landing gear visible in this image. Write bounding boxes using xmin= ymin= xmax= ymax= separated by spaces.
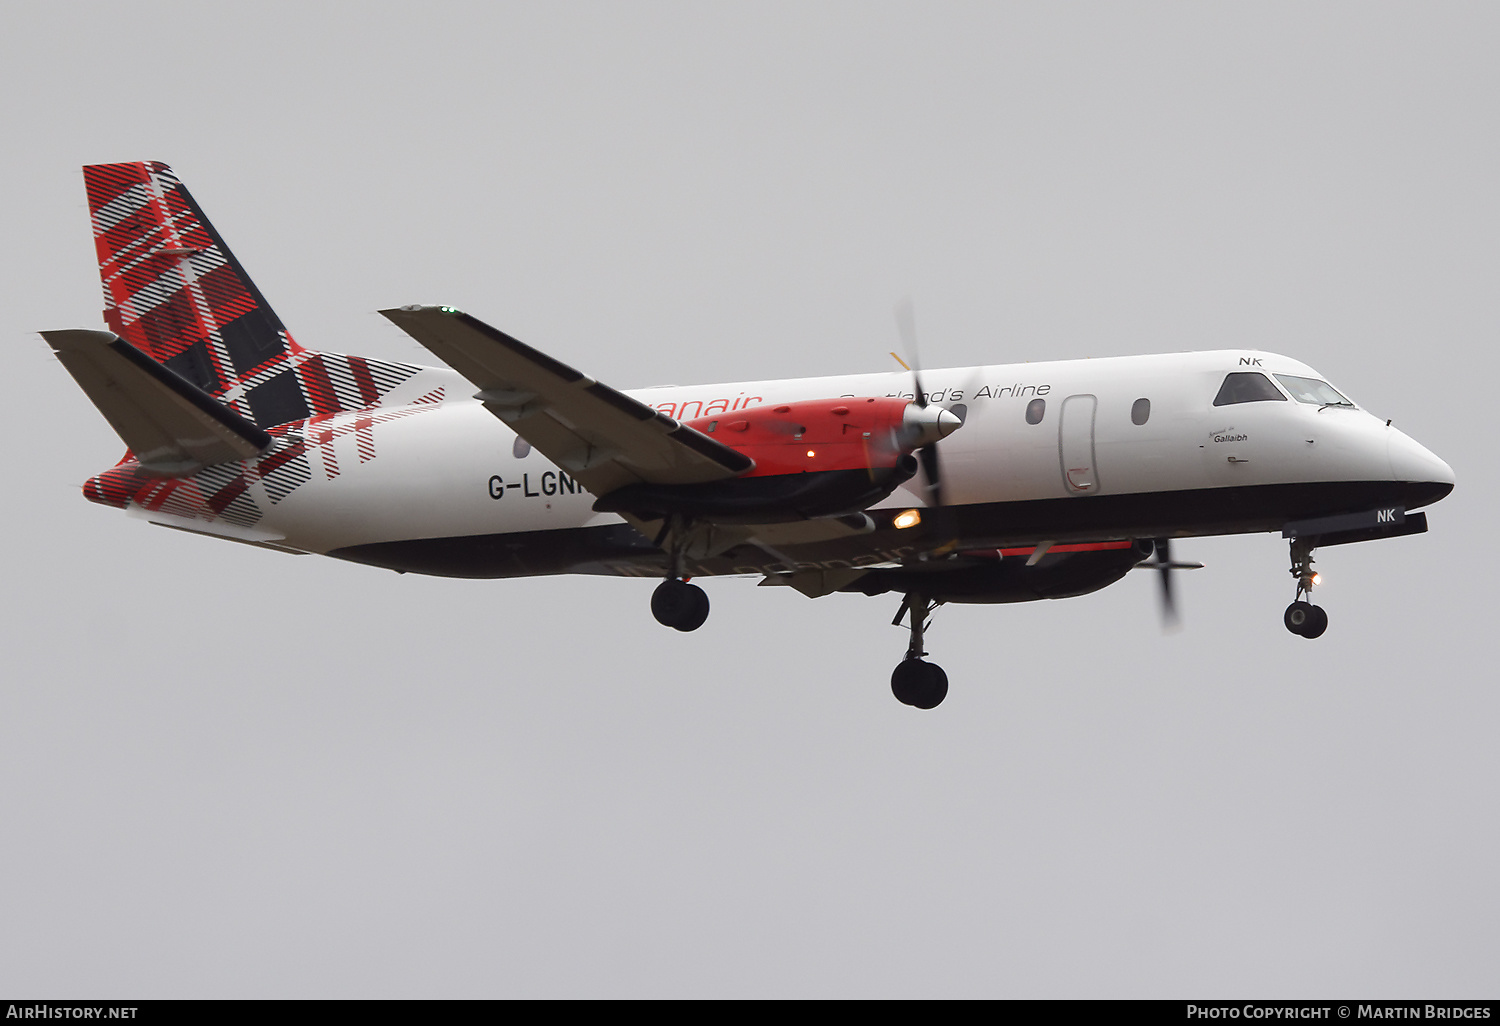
xmin=891 ymin=593 xmax=948 ymax=709
xmin=652 ymin=578 xmax=709 ymax=632
xmin=651 ymin=515 xmax=710 ymax=632
xmin=1283 ymin=538 xmax=1328 ymax=639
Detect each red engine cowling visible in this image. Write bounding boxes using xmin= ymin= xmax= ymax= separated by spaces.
xmin=593 ymin=397 xmax=961 ymax=522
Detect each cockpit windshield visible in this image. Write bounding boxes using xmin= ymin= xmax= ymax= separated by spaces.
xmin=1212 ymin=372 xmax=1287 ymax=406
xmin=1273 ymin=374 xmax=1354 ymax=407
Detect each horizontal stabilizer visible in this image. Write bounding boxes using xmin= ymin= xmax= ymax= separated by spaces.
xmin=380 ymin=305 xmax=752 ymax=497
xmin=43 ymin=329 xmax=272 ymax=476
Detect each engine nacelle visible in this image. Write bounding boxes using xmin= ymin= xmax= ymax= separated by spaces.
xmin=594 ymin=397 xmax=959 ymax=523
xmin=843 ymin=542 xmax=1152 ymax=604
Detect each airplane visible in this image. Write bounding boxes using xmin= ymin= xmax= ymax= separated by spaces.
xmin=42 ymin=161 xmax=1455 ymax=709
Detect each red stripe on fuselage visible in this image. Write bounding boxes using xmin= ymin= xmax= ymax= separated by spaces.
xmin=992 ymin=541 xmax=1137 ymax=557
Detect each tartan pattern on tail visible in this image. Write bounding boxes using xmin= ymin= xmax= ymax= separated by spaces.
xmin=85 ymin=160 xmax=292 ymax=398
xmin=76 ymin=160 xmax=448 ymax=534
xmin=83 ymin=161 xmax=423 ymax=428
xmin=82 ymin=388 xmax=449 ymax=527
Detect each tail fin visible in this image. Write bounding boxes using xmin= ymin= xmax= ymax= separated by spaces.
xmin=84 ymin=161 xmax=425 ymax=431
xmin=85 ymin=162 xmax=301 ymax=403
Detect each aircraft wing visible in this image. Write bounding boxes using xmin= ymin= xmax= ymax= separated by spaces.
xmin=381 ymin=306 xmax=752 ymax=496
xmin=42 ymin=328 xmax=272 ymax=477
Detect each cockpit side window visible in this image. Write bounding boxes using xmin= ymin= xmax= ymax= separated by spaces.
xmin=1213 ymin=372 xmax=1287 ymax=406
xmin=1273 ymin=374 xmax=1354 ymax=407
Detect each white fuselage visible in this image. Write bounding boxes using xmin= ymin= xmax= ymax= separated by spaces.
xmin=151 ymin=348 xmax=1452 ymax=578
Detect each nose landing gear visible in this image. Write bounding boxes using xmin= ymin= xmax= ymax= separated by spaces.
xmin=890 ymin=593 xmax=949 ymax=708
xmin=1283 ymin=539 xmax=1328 ymax=639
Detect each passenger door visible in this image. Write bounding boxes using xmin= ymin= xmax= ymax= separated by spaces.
xmin=1058 ymin=394 xmax=1099 ymax=494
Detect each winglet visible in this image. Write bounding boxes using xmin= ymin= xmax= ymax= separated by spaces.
xmin=43 ymin=329 xmax=272 ymax=477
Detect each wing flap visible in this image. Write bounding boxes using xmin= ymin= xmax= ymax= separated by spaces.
xmin=759 ymin=568 xmax=873 ymax=598
xmin=43 ymin=329 xmax=271 ymax=476
xmin=380 ymin=306 xmax=752 ymax=496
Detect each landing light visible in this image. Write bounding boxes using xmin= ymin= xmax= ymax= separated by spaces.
xmin=893 ymin=509 xmax=921 ymax=529
xmin=1310 ymin=572 xmax=1322 ymax=587
xmin=807 ymin=450 xmax=816 ymax=457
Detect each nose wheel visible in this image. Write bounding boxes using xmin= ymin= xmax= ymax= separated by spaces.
xmin=1284 ymin=600 xmax=1328 ymax=638
xmin=1284 ymin=539 xmax=1329 ymax=638
xmin=890 ymin=593 xmax=949 ymax=708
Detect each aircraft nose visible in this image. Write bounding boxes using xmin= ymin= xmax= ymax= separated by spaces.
xmin=1388 ymin=426 xmax=1455 ymax=505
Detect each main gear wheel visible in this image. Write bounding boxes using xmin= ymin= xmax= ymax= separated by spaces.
xmin=652 ymin=579 xmax=709 ymax=632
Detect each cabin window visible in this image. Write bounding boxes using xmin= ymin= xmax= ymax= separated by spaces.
xmin=1213 ymin=372 xmax=1286 ymax=406
xmin=1131 ymin=398 xmax=1151 ymax=425
xmin=512 ymin=436 xmax=532 ymax=458
xmin=1025 ymin=398 xmax=1046 ymax=424
xmin=1273 ymin=374 xmax=1354 ymax=407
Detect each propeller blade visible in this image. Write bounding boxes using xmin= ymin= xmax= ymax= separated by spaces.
xmin=1152 ymin=537 xmax=1181 ymax=629
xmin=901 ymin=404 xmax=961 ymax=507
xmin=1159 ymin=573 xmax=1179 ymax=627
xmin=894 ymin=298 xmax=926 ymax=407
xmin=895 ymin=298 xmax=939 ymax=505
xmin=891 ymin=300 xmax=968 ymax=512
xmin=918 ymin=445 xmax=943 ymax=508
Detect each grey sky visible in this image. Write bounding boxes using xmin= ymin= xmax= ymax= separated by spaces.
xmin=1 ymin=2 xmax=1495 ymax=997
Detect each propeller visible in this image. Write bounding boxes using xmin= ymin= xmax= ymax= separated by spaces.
xmin=892 ymin=299 xmax=961 ymax=507
xmin=1136 ymin=537 xmax=1205 ymax=630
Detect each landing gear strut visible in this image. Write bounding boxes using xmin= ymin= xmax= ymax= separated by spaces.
xmin=1283 ymin=538 xmax=1328 ymax=639
xmin=890 ymin=593 xmax=948 ymax=709
xmin=651 ymin=515 xmax=709 ymax=632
